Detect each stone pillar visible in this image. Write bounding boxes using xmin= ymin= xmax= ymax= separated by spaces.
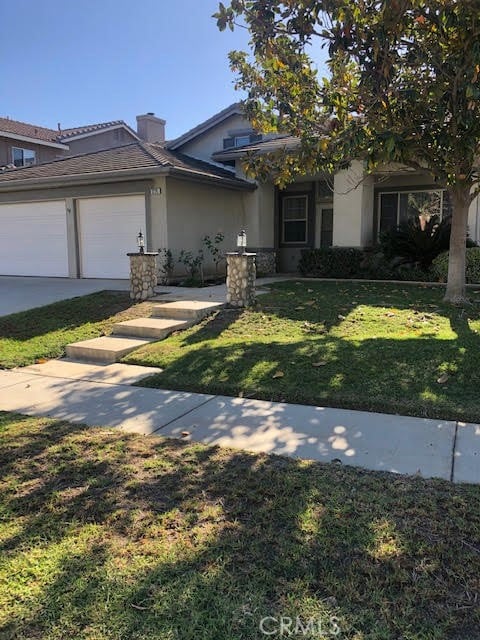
xmin=226 ymin=252 xmax=256 ymax=307
xmin=127 ymin=252 xmax=158 ymax=301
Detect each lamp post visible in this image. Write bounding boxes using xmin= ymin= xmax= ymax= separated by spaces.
xmin=236 ymin=229 xmax=247 ymax=254
xmin=137 ymin=230 xmax=145 ymax=254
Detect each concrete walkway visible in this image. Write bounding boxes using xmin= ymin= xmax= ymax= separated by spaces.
xmin=0 ymin=275 xmax=286 ymax=316
xmin=154 ymin=276 xmax=293 ymax=302
xmin=0 ymin=276 xmax=129 ymax=316
xmin=0 ymin=364 xmax=478 ymax=484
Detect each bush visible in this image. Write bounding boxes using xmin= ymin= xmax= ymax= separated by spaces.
xmin=379 ymin=214 xmax=452 ymax=268
xmin=432 ymin=247 xmax=480 ymax=284
xmin=298 ymin=248 xmax=364 ymax=278
xmin=298 ymin=247 xmax=434 ymax=281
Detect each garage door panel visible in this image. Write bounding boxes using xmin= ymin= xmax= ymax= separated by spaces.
xmin=0 ymin=201 xmax=68 ymax=277
xmin=78 ymin=195 xmax=146 ymax=279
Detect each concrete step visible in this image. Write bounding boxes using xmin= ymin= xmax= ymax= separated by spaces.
xmin=150 ymin=300 xmax=224 ymax=320
xmin=112 ymin=317 xmax=191 ymax=339
xmin=66 ymin=336 xmax=154 ymax=364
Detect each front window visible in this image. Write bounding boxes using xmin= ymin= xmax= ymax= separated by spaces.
xmin=12 ymin=147 xmax=36 ymax=167
xmin=282 ymin=195 xmax=308 ymax=243
xmin=379 ymin=189 xmax=451 ymax=234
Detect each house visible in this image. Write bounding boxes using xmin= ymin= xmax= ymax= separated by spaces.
xmin=0 ymin=104 xmax=478 ymax=279
xmin=0 ymin=109 xmax=254 ymax=279
xmin=169 ymin=104 xmax=480 ymax=273
xmin=0 ymin=115 xmax=147 ymax=169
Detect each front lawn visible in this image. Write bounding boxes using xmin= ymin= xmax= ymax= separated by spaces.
xmin=0 ymin=291 xmax=150 ymax=369
xmin=1 ymin=412 xmax=479 ymax=639
xmin=125 ymin=281 xmax=480 ymax=422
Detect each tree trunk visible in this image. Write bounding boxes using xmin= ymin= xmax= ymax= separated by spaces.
xmin=444 ymin=185 xmax=471 ymax=304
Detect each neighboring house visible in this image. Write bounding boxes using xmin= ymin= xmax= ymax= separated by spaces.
xmin=0 ymin=103 xmax=478 ymax=279
xmin=0 ymin=113 xmax=162 ymax=169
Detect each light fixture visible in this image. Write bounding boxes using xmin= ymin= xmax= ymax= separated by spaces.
xmin=137 ymin=230 xmax=145 ymax=254
xmin=237 ymin=229 xmax=247 ymax=254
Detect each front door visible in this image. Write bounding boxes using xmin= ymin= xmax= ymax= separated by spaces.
xmin=315 ymin=206 xmax=334 ymax=248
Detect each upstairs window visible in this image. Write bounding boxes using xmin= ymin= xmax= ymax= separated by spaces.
xmin=12 ymin=147 xmax=36 ymax=167
xmin=223 ymin=133 xmax=262 ymax=149
xmin=234 ymin=135 xmax=251 ymax=147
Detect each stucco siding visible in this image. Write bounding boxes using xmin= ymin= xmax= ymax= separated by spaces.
xmin=469 ymin=195 xmax=480 ymax=244
xmin=174 ymin=114 xmax=252 ymax=162
xmin=66 ymin=128 xmax=138 ymax=155
xmin=333 ymin=160 xmax=373 ymax=247
xmin=166 ymin=177 xmax=245 ymax=275
xmin=149 ymin=176 xmax=168 ymax=251
xmin=242 ymin=180 xmax=275 ymax=248
xmin=0 ymin=137 xmax=62 ymax=167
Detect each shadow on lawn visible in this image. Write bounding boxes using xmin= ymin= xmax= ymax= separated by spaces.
xmin=0 ymin=290 xmax=132 ymax=342
xmin=136 ymin=281 xmax=480 ymax=421
xmin=137 ymin=335 xmax=480 ymax=423
xmin=1 ymin=412 xmax=479 ymax=639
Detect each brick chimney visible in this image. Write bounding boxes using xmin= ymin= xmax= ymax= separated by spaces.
xmin=136 ymin=113 xmax=166 ymax=143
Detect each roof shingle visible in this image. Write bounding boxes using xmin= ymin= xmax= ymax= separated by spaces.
xmin=0 ymin=117 xmax=138 ymax=145
xmin=0 ymin=142 xmax=254 ymax=190
xmin=0 ymin=117 xmax=59 ymax=142
xmin=58 ymin=121 xmax=128 ymax=139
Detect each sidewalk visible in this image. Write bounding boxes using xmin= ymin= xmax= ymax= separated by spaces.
xmin=1 ymin=363 xmax=477 ymax=484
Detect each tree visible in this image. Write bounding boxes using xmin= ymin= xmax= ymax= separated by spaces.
xmin=215 ymin=0 xmax=480 ymax=303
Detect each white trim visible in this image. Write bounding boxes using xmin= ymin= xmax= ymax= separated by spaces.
xmin=60 ymin=123 xmax=140 ymax=143
xmin=282 ymin=194 xmax=309 ymax=244
xmin=0 ymin=130 xmax=69 ymax=150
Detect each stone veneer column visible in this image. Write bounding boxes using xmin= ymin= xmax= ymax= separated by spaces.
xmin=127 ymin=252 xmax=158 ymax=301
xmin=226 ymin=252 xmax=256 ymax=307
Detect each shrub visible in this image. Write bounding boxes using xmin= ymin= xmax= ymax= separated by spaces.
xmin=379 ymin=214 xmax=451 ymax=268
xmin=203 ymin=232 xmax=225 ymax=275
xmin=298 ymin=247 xmax=434 ymax=281
xmin=432 ymin=247 xmax=480 ymax=284
xmin=379 ymin=214 xmax=477 ymax=269
xmin=178 ymin=249 xmax=205 ymax=284
xmin=298 ymin=248 xmax=364 ymax=278
xmin=157 ymin=248 xmax=174 ymax=285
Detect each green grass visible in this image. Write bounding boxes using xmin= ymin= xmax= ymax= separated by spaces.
xmin=0 ymin=291 xmax=151 ymax=369
xmin=124 ymin=281 xmax=480 ymax=422
xmin=1 ymin=412 xmax=479 ymax=639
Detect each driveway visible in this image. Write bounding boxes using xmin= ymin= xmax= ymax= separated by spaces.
xmin=0 ymin=276 xmax=129 ymax=316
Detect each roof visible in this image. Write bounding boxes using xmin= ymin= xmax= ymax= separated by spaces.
xmin=0 ymin=117 xmax=59 ymax=143
xmin=167 ymin=103 xmax=244 ymax=150
xmin=58 ymin=120 xmax=139 ymax=141
xmin=0 ymin=116 xmax=139 ymax=146
xmin=212 ymin=135 xmax=301 ymax=161
xmin=0 ymin=141 xmax=256 ymax=191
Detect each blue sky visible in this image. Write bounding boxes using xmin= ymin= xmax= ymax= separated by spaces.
xmin=0 ymin=0 xmax=253 ymax=139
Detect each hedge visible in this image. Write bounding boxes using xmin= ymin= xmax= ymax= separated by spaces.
xmin=298 ymin=248 xmax=432 ymax=281
xmin=432 ymin=247 xmax=480 ymax=284
xmin=298 ymin=248 xmax=364 ymax=278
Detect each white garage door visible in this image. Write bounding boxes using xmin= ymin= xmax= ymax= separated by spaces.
xmin=78 ymin=195 xmax=146 ymax=278
xmin=0 ymin=200 xmax=68 ymax=277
